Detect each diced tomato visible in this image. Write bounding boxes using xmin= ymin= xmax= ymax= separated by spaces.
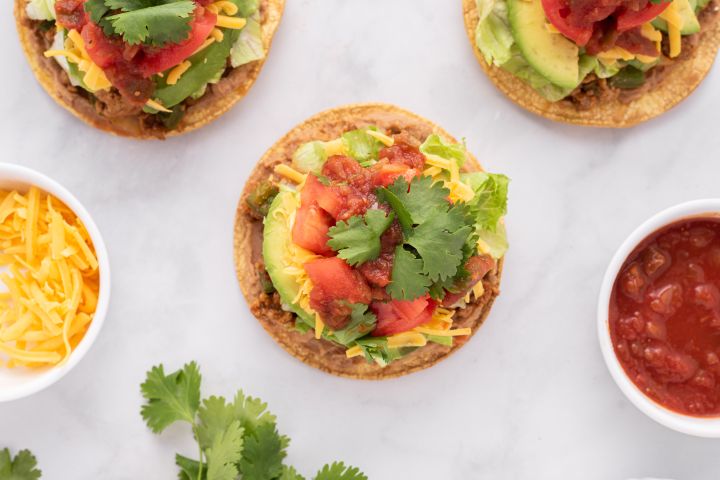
xmin=379 ymin=143 xmax=426 ymax=170
xmin=301 ymin=175 xmax=344 ymax=219
xmin=371 ymin=162 xmax=420 ymax=188
xmin=541 ymin=0 xmax=594 ymax=45
xmin=442 ymin=255 xmax=496 ymax=307
xmin=616 ymin=1 xmax=670 ymax=31
xmin=138 ymin=6 xmax=217 ymax=77
xmin=358 ymin=253 xmax=394 ymax=287
xmin=372 ymin=296 xmax=436 ymax=336
xmin=82 ymin=23 xmax=125 ymax=68
xmin=305 ymin=257 xmax=372 ymax=329
xmin=322 ymin=155 xmax=367 ymax=183
xmin=292 ymin=204 xmax=334 ymax=256
xmin=55 ymin=0 xmax=87 ymax=31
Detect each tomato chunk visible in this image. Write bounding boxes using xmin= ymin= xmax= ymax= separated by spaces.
xmin=541 ymin=0 xmax=594 ymax=45
xmin=55 ymin=0 xmax=87 ymax=30
xmin=292 ymin=204 xmax=334 ymax=256
xmin=371 ymin=162 xmax=420 ymax=188
xmin=442 ymin=255 xmax=496 ymax=307
xmin=301 ymin=175 xmax=344 ymax=219
xmin=616 ymin=1 xmax=670 ymax=31
xmin=139 ymin=6 xmax=217 ymax=76
xmin=379 ymin=143 xmax=426 ymax=170
xmin=372 ymin=296 xmax=436 ymax=336
xmin=305 ymin=257 xmax=372 ymax=330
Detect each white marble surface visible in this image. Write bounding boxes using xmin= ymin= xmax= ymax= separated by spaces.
xmin=1 ymin=0 xmax=720 ymax=478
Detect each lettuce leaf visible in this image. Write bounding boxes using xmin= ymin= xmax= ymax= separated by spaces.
xmin=474 ymin=0 xmax=514 ymax=66
xmin=292 ymin=141 xmax=327 ymax=174
xmin=230 ymin=12 xmax=264 ymax=67
xmin=419 ymin=134 xmax=467 ymax=167
xmin=477 ymin=222 xmax=509 ymax=259
xmin=26 ymin=0 xmax=56 ymax=20
xmin=341 ymin=127 xmax=383 ymax=164
xmin=462 ymin=172 xmax=509 ymax=259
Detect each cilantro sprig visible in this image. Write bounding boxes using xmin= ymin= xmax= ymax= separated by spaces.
xmin=327 ymin=210 xmax=394 ymax=266
xmin=0 ymin=448 xmax=41 ymax=480
xmin=141 ymin=361 xmax=367 ymax=480
xmin=378 ymin=176 xmax=474 ymax=301
xmin=84 ymin=0 xmax=197 ymax=46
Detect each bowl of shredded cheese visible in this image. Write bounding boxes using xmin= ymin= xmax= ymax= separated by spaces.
xmin=0 ymin=163 xmax=109 ymax=401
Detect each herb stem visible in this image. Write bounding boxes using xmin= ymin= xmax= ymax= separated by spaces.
xmin=192 ymin=422 xmax=203 ymax=480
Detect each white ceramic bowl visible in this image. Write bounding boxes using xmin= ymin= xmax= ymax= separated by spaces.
xmin=0 ymin=163 xmax=110 ymax=402
xmin=598 ymin=199 xmax=720 ymax=437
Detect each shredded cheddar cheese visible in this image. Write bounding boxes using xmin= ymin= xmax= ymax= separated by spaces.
xmin=216 ymin=15 xmax=248 ymax=30
xmin=274 ymin=165 xmax=307 ymax=185
xmin=387 ymin=332 xmax=427 ymax=348
xmin=166 ymin=61 xmax=192 ymax=85
xmin=367 ymin=130 xmax=395 ymax=147
xmin=323 ymin=139 xmax=346 ymax=156
xmin=0 ymin=188 xmax=100 ymax=369
xmin=659 ymin=0 xmax=684 ymax=58
xmin=210 ymin=28 xmax=225 ymax=42
xmin=145 ymin=98 xmax=172 ymax=113
xmin=44 ymin=29 xmax=111 ymax=92
xmin=345 ymin=345 xmax=363 ymax=358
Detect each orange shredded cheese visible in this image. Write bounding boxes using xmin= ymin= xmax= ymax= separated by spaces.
xmin=0 ymin=188 xmax=100 ymax=369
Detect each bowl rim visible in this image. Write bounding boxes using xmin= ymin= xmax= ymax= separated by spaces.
xmin=597 ymin=198 xmax=720 ymax=437
xmin=0 ymin=163 xmax=110 ymax=402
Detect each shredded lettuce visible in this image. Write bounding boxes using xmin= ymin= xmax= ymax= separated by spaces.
xmin=475 ymin=0 xmax=514 ymax=66
xmin=292 ymin=141 xmax=327 ymax=174
xmin=230 ymin=12 xmax=264 ymax=67
xmin=341 ymin=127 xmax=383 ymax=164
xmin=420 ymin=134 xmax=467 ymax=167
xmin=26 ymin=0 xmax=56 ymax=20
xmin=462 ymin=172 xmax=509 ymax=259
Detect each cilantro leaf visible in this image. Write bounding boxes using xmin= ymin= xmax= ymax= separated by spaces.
xmin=197 ymin=396 xmax=236 ymax=450
xmin=419 ymin=134 xmax=467 ymax=167
xmin=230 ymin=390 xmax=278 ymax=437
xmin=376 ymin=185 xmax=412 ymax=234
xmin=462 ymin=172 xmax=509 ymax=232
xmin=176 ymin=454 xmax=205 ymax=480
xmin=407 ymin=208 xmax=473 ymax=282
xmin=107 ymin=1 xmax=195 ymax=46
xmin=331 ymin=303 xmax=377 ymax=345
xmin=314 ymin=462 xmax=367 ymax=480
xmin=140 ymin=362 xmax=201 ymax=433
xmin=84 ymin=0 xmax=109 ymax=23
xmin=381 ymin=176 xmax=449 ymax=225
xmin=327 ymin=210 xmax=394 ymax=265
xmin=386 ymin=246 xmax=432 ymax=300
xmin=280 ymin=465 xmax=306 ymax=480
xmin=0 ymin=449 xmax=41 ymax=480
xmin=341 ymin=127 xmax=383 ymax=164
xmin=238 ymin=423 xmax=286 ymax=480
xmin=206 ymin=420 xmax=244 ymax=480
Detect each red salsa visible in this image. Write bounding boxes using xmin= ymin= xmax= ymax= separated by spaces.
xmin=610 ymin=217 xmax=720 ymax=416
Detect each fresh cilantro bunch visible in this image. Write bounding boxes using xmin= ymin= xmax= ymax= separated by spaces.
xmin=140 ymin=362 xmax=367 ymax=480
xmin=378 ymin=176 xmax=474 ymax=301
xmin=84 ymin=0 xmax=198 ymax=46
xmin=0 ymin=448 xmax=41 ymax=480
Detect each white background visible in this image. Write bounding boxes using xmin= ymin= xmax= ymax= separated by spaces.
xmin=2 ymin=0 xmax=720 ymax=478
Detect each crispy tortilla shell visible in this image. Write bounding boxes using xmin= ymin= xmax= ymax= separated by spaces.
xmin=233 ymin=103 xmax=504 ymax=380
xmin=14 ymin=0 xmax=284 ymax=138
xmin=462 ymin=0 xmax=720 ymax=127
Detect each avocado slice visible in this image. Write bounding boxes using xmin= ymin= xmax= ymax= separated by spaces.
xmin=652 ymin=0 xmax=701 ymax=35
xmin=262 ymin=190 xmax=315 ymax=327
xmin=507 ymin=0 xmax=581 ymax=89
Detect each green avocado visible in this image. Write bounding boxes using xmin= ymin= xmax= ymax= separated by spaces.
xmin=652 ymin=0 xmax=701 ymax=35
xmin=507 ymin=0 xmax=581 ymax=89
xmin=262 ymin=191 xmax=315 ymax=327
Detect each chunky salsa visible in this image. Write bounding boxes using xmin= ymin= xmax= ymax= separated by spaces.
xmin=610 ymin=217 xmax=720 ymax=416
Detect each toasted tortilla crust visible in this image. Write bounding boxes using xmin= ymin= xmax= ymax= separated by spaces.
xmin=14 ymin=0 xmax=284 ymax=139
xmin=233 ymin=103 xmax=504 ymax=380
xmin=462 ymin=0 xmax=720 ymax=127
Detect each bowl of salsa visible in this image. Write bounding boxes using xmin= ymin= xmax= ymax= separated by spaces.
xmin=598 ymin=200 xmax=720 ymax=437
